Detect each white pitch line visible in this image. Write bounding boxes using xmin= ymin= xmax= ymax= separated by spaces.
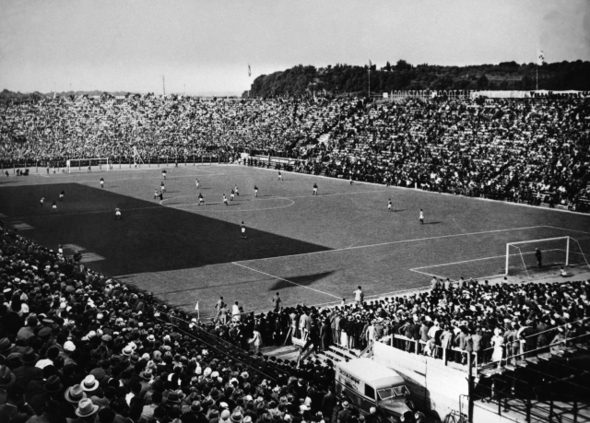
xmin=235 ymin=225 xmax=547 ymax=264
xmin=542 ymin=226 xmax=590 ymax=236
xmin=231 ymin=262 xmax=341 ymax=299
xmin=411 ymin=253 xmax=508 ymax=270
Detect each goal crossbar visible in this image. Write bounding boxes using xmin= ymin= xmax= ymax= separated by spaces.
xmin=504 ymin=236 xmax=590 ymax=278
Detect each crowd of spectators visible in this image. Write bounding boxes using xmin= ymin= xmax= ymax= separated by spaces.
xmin=1 ymin=200 xmax=589 ymax=421
xmin=2 ymin=94 xmax=589 ymax=210
xmin=0 ymin=223 xmax=342 ymax=423
xmin=211 ymin=276 xmax=590 ymax=369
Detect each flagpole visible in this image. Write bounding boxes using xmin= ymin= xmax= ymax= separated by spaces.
xmin=536 ymin=65 xmax=538 ymax=91
xmin=368 ymin=67 xmax=371 ymax=98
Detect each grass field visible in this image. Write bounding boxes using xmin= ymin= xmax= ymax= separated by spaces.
xmin=1 ymin=164 xmax=589 ymax=319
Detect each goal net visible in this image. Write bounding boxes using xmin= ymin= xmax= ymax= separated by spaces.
xmin=67 ymin=158 xmax=110 ymax=172
xmin=506 ymin=236 xmax=590 ymax=279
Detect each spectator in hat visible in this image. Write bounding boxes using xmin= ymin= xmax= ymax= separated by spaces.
xmin=74 ymin=397 xmax=99 ymax=422
xmin=181 ymin=400 xmax=208 ymax=423
xmin=12 ymin=347 xmax=42 ymax=389
xmin=16 ymin=315 xmax=38 ymax=341
xmin=0 ymin=365 xmax=17 ymax=405
xmin=337 ymin=401 xmax=352 ymax=423
xmin=0 ymin=384 xmax=33 ymax=421
xmin=0 ymin=339 xmax=14 ymax=359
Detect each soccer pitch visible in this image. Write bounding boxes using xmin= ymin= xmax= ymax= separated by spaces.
xmin=1 ymin=164 xmax=589 ymax=319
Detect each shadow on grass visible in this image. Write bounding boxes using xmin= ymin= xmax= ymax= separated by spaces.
xmin=0 ymin=182 xmax=330 ymax=277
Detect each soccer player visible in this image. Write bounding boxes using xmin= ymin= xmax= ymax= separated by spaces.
xmin=278 ymin=171 xmax=282 ymax=181
xmin=52 ymin=200 xmax=57 ymax=213
xmin=535 ymin=248 xmax=542 ymax=268
xmin=59 ymin=190 xmax=65 ymax=201
xmin=241 ymin=221 xmax=247 ymax=239
xmin=115 ymin=207 xmax=122 ymax=220
xmin=388 ymin=199 xmax=392 ymax=211
xmin=349 ymin=177 xmax=353 ymax=185
xmin=419 ymin=209 xmax=424 ymax=224
xmin=254 ymin=185 xmax=258 ymax=197
xmin=160 ymin=181 xmax=166 ymax=193
xmin=159 ymin=190 xmax=164 ymax=201
xmin=198 ymin=193 xmax=204 ymax=206
xmin=162 ymin=169 xmax=167 ymax=179
xmin=235 ymin=184 xmax=239 ymax=196
xmin=40 ymin=197 xmax=45 ymax=207
xmin=195 ymin=179 xmax=200 ymax=189
xmin=223 ymin=194 xmax=229 ymax=206
xmin=100 ymin=177 xmax=104 ymax=188
xmin=312 ymin=183 xmax=318 ymax=195
xmin=154 ymin=189 xmax=159 ymax=200
xmin=230 ymin=189 xmax=235 ymax=201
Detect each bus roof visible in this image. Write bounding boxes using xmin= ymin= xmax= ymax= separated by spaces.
xmin=336 ymin=358 xmax=405 ymax=389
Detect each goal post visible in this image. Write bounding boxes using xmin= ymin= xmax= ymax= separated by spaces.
xmin=505 ymin=236 xmax=590 ymax=278
xmin=67 ymin=158 xmax=110 ymax=173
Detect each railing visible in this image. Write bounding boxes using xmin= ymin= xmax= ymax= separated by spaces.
xmin=386 ymin=333 xmax=478 ymax=369
xmin=479 ymin=317 xmax=590 ymax=372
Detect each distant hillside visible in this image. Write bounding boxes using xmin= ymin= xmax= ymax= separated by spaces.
xmin=246 ymin=60 xmax=590 ymax=97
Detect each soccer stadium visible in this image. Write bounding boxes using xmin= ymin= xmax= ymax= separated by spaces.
xmin=1 ymin=2 xmax=590 ymax=423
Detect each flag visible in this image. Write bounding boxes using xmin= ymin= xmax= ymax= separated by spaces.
xmin=248 ymin=63 xmax=251 ymax=77
xmin=537 ymin=49 xmax=545 ymax=66
xmin=194 ymin=301 xmax=199 ymax=311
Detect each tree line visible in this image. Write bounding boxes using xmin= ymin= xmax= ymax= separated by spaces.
xmin=245 ymin=60 xmax=590 ymax=98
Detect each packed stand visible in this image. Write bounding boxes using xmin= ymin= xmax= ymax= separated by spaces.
xmin=2 ymin=95 xmax=588 ymax=210
xmin=0 ymin=225 xmax=341 ymax=423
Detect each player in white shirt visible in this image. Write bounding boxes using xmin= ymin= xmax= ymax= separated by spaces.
xmin=241 ymin=221 xmax=247 ymax=239
xmin=230 ymin=189 xmax=235 ymax=201
xmin=115 ymin=207 xmax=122 ymax=220
xmin=195 ymin=179 xmax=200 ymax=189
xmin=160 ymin=181 xmax=166 ymax=193
xmin=312 ymin=183 xmax=318 ymax=195
xmin=278 ymin=171 xmax=282 ymax=181
xmin=419 ymin=209 xmax=424 ymax=224
xmin=388 ymin=199 xmax=392 ymax=211
xmin=353 ymin=286 xmax=364 ymax=303
xmin=40 ymin=197 xmax=45 ymax=207
xmin=162 ymin=169 xmax=167 ymax=179
xmin=198 ymin=193 xmax=204 ymax=206
xmin=235 ymin=185 xmax=239 ymax=196
xmin=254 ymin=186 xmax=258 ymax=197
xmin=223 ymin=194 xmax=229 ymax=206
xmin=100 ymin=177 xmax=104 ymax=188
xmin=154 ymin=189 xmax=159 ymax=200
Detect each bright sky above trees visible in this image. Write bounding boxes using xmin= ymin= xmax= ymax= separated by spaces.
xmin=1 ymin=0 xmax=588 ymax=95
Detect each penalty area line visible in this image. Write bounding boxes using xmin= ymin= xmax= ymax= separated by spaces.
xmin=231 ymin=262 xmax=340 ymax=300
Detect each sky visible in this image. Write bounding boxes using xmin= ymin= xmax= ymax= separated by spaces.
xmin=1 ymin=0 xmax=589 ymax=96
